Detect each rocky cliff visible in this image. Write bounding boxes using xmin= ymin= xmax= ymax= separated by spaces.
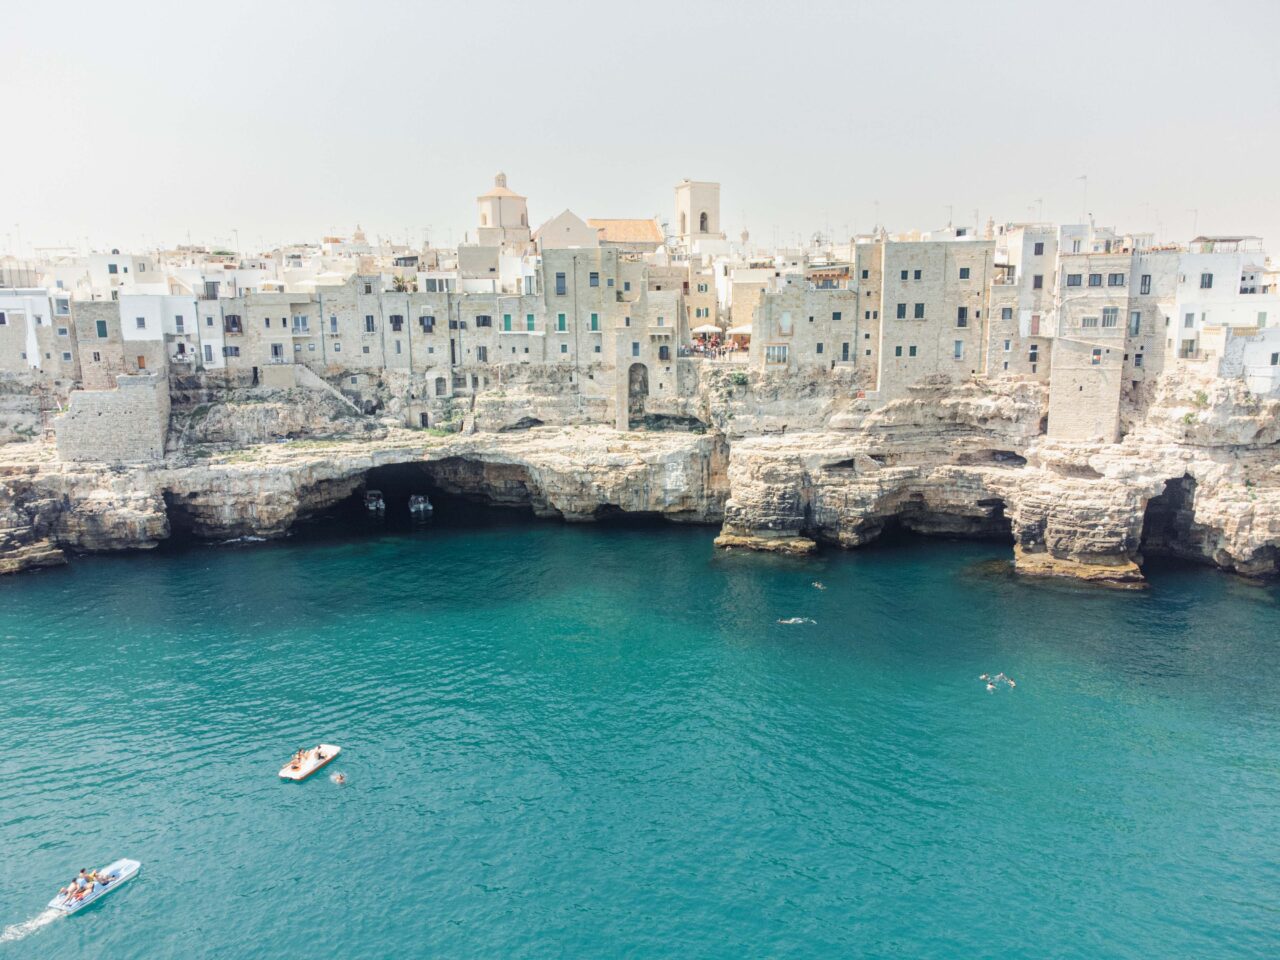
xmin=0 ymin=427 xmax=729 ymax=573
xmin=1 ymin=368 xmax=1277 ymax=586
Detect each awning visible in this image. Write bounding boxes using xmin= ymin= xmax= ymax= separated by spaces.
xmin=726 ymin=324 xmax=752 ymax=336
xmin=691 ymin=323 xmax=721 ymax=334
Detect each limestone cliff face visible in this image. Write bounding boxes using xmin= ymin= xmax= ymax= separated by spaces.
xmin=714 ymin=374 xmax=1280 ymax=584
xmin=0 ymin=428 xmax=729 ymax=573
xmin=1 ymin=366 xmax=1277 ymax=587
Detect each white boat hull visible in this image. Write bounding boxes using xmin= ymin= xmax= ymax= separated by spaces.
xmin=48 ymin=859 xmax=141 ymax=914
xmin=279 ymin=744 xmax=341 ymax=781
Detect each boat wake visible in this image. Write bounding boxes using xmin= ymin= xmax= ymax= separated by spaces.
xmin=1 ymin=908 xmax=61 ymax=942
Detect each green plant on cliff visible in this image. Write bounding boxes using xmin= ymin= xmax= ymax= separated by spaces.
xmin=730 ymin=371 xmax=749 ymax=387
xmin=1181 ymin=412 xmax=1197 ymax=426
xmin=1192 ymin=390 xmax=1209 ymax=408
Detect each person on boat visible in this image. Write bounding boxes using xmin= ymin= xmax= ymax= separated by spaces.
xmin=315 ymin=748 xmax=326 ymax=762
xmin=290 ymin=749 xmax=306 ymax=769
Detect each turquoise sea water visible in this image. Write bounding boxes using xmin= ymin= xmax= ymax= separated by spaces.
xmin=1 ymin=506 xmax=1278 ymax=958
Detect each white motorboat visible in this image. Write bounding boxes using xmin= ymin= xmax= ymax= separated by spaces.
xmin=47 ymin=859 xmax=141 ymax=914
xmin=279 ymin=744 xmax=341 ymax=781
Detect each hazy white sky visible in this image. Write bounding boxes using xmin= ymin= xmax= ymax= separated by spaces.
xmin=3 ymin=0 xmax=1277 ymax=256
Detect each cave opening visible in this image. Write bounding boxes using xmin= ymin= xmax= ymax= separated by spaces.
xmin=870 ymin=496 xmax=1014 ymax=545
xmin=1139 ymin=475 xmax=1201 ymax=566
xmin=161 ymin=491 xmax=202 ymax=546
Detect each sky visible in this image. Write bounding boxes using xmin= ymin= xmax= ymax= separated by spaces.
xmin=2 ymin=0 xmax=1278 ymax=257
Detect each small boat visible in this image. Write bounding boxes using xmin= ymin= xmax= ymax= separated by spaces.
xmin=279 ymin=744 xmax=341 ymax=782
xmin=48 ymin=859 xmax=141 ymax=915
xmin=364 ymin=490 xmax=386 ymax=513
xmin=408 ymin=494 xmax=433 ymax=517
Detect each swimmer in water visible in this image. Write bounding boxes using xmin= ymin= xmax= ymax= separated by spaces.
xmin=331 ymin=772 xmax=346 ymax=785
xmin=812 ymin=581 xmax=826 ymax=590
xmin=979 ymin=673 xmax=990 ymax=681
xmin=986 ymin=683 xmax=996 ymax=693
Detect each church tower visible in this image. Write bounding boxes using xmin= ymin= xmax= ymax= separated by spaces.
xmin=674 ymin=179 xmax=723 ymax=251
xmin=476 ymin=172 xmax=531 ymax=248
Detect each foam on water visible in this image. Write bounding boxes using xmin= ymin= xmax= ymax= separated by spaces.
xmin=0 ymin=909 xmax=61 ymax=943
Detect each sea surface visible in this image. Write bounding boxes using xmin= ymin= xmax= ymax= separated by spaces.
xmin=1 ymin=503 xmax=1278 ymax=958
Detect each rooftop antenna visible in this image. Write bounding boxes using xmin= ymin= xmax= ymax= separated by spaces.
xmin=945 ymin=205 xmax=953 ymax=227
xmin=1076 ymin=175 xmax=1088 ymax=222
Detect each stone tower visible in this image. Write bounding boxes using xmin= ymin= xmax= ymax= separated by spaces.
xmin=476 ymin=172 xmax=531 ymax=248
xmin=675 ymin=179 xmax=723 ymax=250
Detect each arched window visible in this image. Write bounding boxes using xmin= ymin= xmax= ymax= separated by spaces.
xmin=434 ymin=376 xmax=446 ymax=396
xmin=658 ymin=345 xmax=670 ymax=361
xmin=680 ymin=213 xmax=687 ymax=235
xmin=699 ymin=211 xmax=709 ymax=232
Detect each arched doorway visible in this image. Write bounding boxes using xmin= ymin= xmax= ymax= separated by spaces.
xmin=627 ymin=362 xmax=648 ymax=429
xmin=699 ymin=211 xmax=709 ymax=232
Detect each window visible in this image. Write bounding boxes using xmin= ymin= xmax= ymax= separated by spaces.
xmin=589 ymin=272 xmax=599 ymax=287
xmin=913 ymin=269 xmax=921 ymax=281
xmin=60 ymin=351 xmax=71 ymax=361
xmin=96 ymin=320 xmax=108 ymax=338
xmin=1033 ymin=274 xmax=1043 ymax=290
xmin=107 ymin=263 xmax=118 ymax=274
xmin=476 ymin=345 xmax=488 ymax=362
xmin=861 ymin=269 xmax=869 ymax=279
xmin=55 ymin=298 xmax=69 ymax=315
xmin=896 ymin=303 xmax=906 ymax=319
xmin=764 ymin=344 xmax=789 ymax=364
xmin=658 ymin=345 xmax=670 ymax=361
xmin=224 ymin=314 xmax=242 ymax=333
xmin=555 ymin=272 xmax=567 ymax=295
xmin=1200 ymin=273 xmax=1213 ymax=289
xmin=333 ymin=343 xmax=342 ymax=352
xmin=594 ymin=344 xmax=601 ymax=353
xmin=959 ymin=267 xmax=970 ymax=280
xmin=1066 ymin=274 xmax=1082 ymax=287
xmin=1003 ymin=339 xmax=1011 ymax=352
xmin=203 ymin=345 xmax=212 ymax=362
xmin=271 ymin=343 xmax=285 ymax=360
xmin=908 ymin=345 xmax=917 ymax=357
xmin=363 ymin=282 xmax=373 ymax=295
xmin=631 ymin=341 xmax=640 ymax=357
xmin=894 ymin=345 xmax=903 ymax=357
xmin=420 ymin=315 xmax=435 ymax=332
xmin=913 ymin=303 xmax=924 ymax=319
xmin=1108 ymin=273 xmax=1125 ymax=287
xmin=590 ymin=313 xmax=599 ymax=331
xmin=364 ymin=315 xmax=375 ymax=332
xmin=953 ymin=340 xmax=963 ymax=359
xmin=1184 ymin=313 xmax=1195 ymax=329
xmin=1271 ymin=353 xmax=1279 ymax=366
xmin=329 ymin=315 xmax=338 ymax=333
xmin=1081 ymin=315 xmax=1099 ymax=328
xmin=390 ymin=315 xmax=404 ymax=331
xmin=1001 ymin=307 xmax=1013 ymax=321
xmin=174 ymin=315 xmax=184 ymax=333
xmin=557 ymin=313 xmax=566 ymax=332
xmin=1033 ymin=241 xmax=1044 ymax=256
xmin=1101 ymin=307 xmax=1118 ymax=327
xmin=526 ymin=314 xmax=536 ymax=331
xmin=1140 ymin=274 xmax=1151 ymax=295
xmin=263 ymin=317 xmax=271 ymax=329
xmin=1134 ymin=353 xmax=1144 ymax=367
xmin=901 ymin=269 xmax=909 ymax=281
xmin=832 ymin=312 xmax=841 ymax=323
xmin=1029 ymin=345 xmax=1039 ymax=363
xmin=475 ymin=315 xmax=492 ymax=328
xmin=1090 ymin=348 xmax=1103 ymax=365
xmin=362 ymin=345 xmax=370 ymax=354
xmin=135 ymin=316 xmax=146 ymax=329
xmin=1258 ymin=312 xmax=1268 ymax=327
xmin=222 ymin=345 xmax=240 ymax=357
xmin=816 ymin=342 xmax=824 ymax=354
xmin=624 ymin=281 xmax=631 ymax=292
xmin=57 ymin=326 xmax=68 ymax=336
xmin=1088 ymin=273 xmax=1102 ymax=287
xmin=502 ymin=314 xmax=512 ymax=332
xmin=956 ymin=307 xmax=968 ymax=327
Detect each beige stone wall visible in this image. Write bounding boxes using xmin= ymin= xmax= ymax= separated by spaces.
xmin=1046 ymin=338 xmax=1123 ymax=441
xmin=55 ymin=373 xmax=170 ymax=463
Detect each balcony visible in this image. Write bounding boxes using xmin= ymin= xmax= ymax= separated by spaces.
xmin=992 ymin=273 xmax=1018 ymax=286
